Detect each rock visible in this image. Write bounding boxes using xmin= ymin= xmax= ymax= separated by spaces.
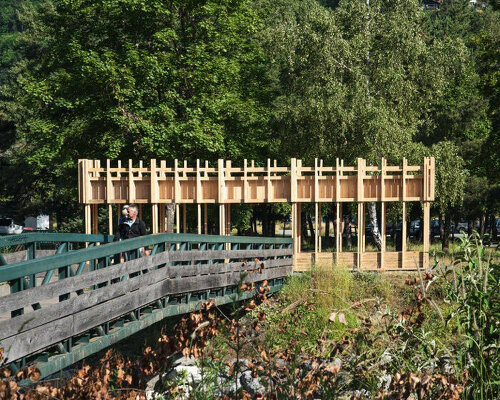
xmin=240 ymin=370 xmax=265 ymax=397
xmin=166 ymin=364 xmax=202 ymax=384
xmin=378 ymin=374 xmax=392 ymax=392
xmin=172 ymin=355 xmax=197 ymax=367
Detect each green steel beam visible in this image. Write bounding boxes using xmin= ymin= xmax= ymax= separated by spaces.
xmin=19 ymin=282 xmax=283 ymax=385
xmin=0 ymin=233 xmax=292 ymax=282
xmin=0 ymin=233 xmax=114 ymax=249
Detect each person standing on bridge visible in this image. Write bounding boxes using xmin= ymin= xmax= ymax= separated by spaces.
xmin=116 ymin=204 xmax=147 ymax=261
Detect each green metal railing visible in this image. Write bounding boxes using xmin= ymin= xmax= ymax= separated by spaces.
xmin=0 ymin=232 xmax=293 ymax=381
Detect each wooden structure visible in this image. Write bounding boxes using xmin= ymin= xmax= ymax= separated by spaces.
xmin=0 ymin=232 xmax=292 ymax=380
xmin=78 ymin=157 xmax=435 ymax=270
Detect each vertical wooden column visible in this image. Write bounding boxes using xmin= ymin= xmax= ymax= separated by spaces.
xmin=108 ymin=204 xmax=113 ymax=235
xmin=85 ymin=204 xmax=92 ymax=235
xmin=423 ymin=201 xmax=430 ymax=269
xmin=151 ymin=159 xmax=158 ymax=234
xmin=219 ymin=204 xmax=225 ymax=236
xmin=357 ymin=203 xmax=363 ymax=269
xmin=106 ymin=159 xmax=113 ymax=235
xmin=204 ymin=204 xmax=208 ymax=234
xmin=290 ymin=158 xmax=297 ymax=256
xmin=335 ymin=202 xmax=340 ymax=264
xmin=225 ymin=204 xmax=231 ymax=235
xmin=197 ymin=204 xmax=202 ymax=235
xmin=138 ymin=204 xmax=143 ymax=220
xmin=402 ymin=202 xmax=407 ymax=269
xmin=422 ymin=157 xmax=430 ymax=270
xmin=128 ymin=159 xmax=135 ymax=203
xmin=318 ymin=203 xmax=322 ymax=253
xmin=401 ymin=158 xmax=407 ymax=269
xmin=266 ymin=159 xmax=272 ymax=201
xmin=357 ymin=158 xmax=365 ymax=269
xmin=175 ymin=204 xmax=180 ymax=234
xmin=292 ymin=203 xmax=297 ymax=256
xmin=314 ymin=202 xmax=319 ymax=258
xmin=380 ymin=202 xmax=386 ymax=269
xmin=297 ymin=203 xmax=302 ymax=253
xmin=152 ymin=204 xmax=158 ymax=234
xmin=339 ymin=203 xmax=343 ymax=253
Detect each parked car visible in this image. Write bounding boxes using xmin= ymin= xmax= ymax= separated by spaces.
xmin=0 ymin=217 xmax=23 ymax=235
xmin=410 ymin=219 xmax=421 ymax=237
xmin=455 ymin=221 xmax=468 ymax=233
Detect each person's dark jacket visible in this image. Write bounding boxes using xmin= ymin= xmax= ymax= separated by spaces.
xmin=116 ymin=218 xmax=146 ymax=240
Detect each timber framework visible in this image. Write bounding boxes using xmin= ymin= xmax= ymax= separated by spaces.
xmin=78 ymin=157 xmax=435 ymax=271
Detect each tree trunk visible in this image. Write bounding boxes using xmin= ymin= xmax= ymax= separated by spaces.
xmin=480 ymin=213 xmax=486 ymax=236
xmin=300 ymin=210 xmax=308 ymax=243
xmin=324 ymin=216 xmax=330 ymax=241
xmin=166 ymin=204 xmax=175 ymax=233
xmin=442 ymin=214 xmax=451 ymax=252
xmin=367 ymin=202 xmax=382 ymax=250
xmin=468 ymin=219 xmax=473 ymax=235
xmin=345 ymin=215 xmax=352 ymax=250
xmin=307 ymin=214 xmax=314 ymax=240
xmin=439 ymin=215 xmax=444 ymax=242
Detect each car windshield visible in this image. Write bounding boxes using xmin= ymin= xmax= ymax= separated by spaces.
xmin=0 ymin=218 xmax=13 ymax=226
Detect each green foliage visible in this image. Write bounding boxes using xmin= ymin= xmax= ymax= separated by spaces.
xmin=445 ymin=232 xmax=500 ymax=399
xmin=430 ymin=141 xmax=468 ymax=215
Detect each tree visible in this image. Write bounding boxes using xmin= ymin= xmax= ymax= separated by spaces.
xmin=1 ymin=0 xmax=271 ymax=226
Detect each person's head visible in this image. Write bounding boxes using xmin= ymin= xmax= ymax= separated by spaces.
xmin=122 ymin=205 xmax=129 ymax=216
xmin=127 ymin=204 xmax=138 ymax=220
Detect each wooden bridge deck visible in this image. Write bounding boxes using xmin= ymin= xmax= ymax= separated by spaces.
xmin=0 ymin=233 xmax=292 ymax=381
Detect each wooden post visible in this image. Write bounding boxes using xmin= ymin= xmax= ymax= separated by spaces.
xmin=339 ymin=203 xmax=343 ymax=253
xmin=423 ymin=201 xmax=430 ymax=269
xmin=128 ymin=159 xmax=135 ymax=203
xmin=292 ymin=203 xmax=297 ymax=256
xmin=225 ymin=204 xmax=231 ymax=235
xmin=219 ymin=204 xmax=225 ymax=236
xmin=267 ymin=158 xmax=272 ymax=201
xmin=204 ymin=204 xmax=208 ymax=234
xmin=197 ymin=204 xmax=202 ymax=235
xmin=138 ymin=204 xmax=142 ymax=220
xmin=152 ymin=204 xmax=158 ymax=234
xmin=85 ymin=204 xmax=91 ymax=235
xmin=318 ymin=203 xmax=322 ymax=253
xmin=297 ymin=203 xmax=302 ymax=253
xmin=335 ymin=202 xmax=341 ymax=264
xmin=357 ymin=202 xmax=363 ymax=269
xmin=108 ymin=204 xmax=113 ymax=235
xmin=402 ymin=202 xmax=407 ymax=269
xmin=314 ymin=201 xmax=319 ymax=258
xmin=176 ymin=204 xmax=180 ymax=234
xmin=380 ymin=202 xmax=386 ymax=269
xmin=357 ymin=158 xmax=365 ymax=269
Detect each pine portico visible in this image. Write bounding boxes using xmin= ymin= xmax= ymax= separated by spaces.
xmin=78 ymin=157 xmax=435 ymax=270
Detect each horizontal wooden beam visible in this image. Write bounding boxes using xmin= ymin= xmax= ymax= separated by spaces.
xmin=78 ymin=158 xmax=435 ymax=204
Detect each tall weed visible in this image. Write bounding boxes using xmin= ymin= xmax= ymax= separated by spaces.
xmin=445 ymin=233 xmax=499 ymax=399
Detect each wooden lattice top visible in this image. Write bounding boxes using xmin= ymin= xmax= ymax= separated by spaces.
xmin=78 ymin=157 xmax=435 ymax=204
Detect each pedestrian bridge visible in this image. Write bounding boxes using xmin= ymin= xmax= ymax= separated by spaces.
xmin=0 ymin=232 xmax=292 ymax=381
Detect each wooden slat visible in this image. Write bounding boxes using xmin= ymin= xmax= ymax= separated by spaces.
xmin=1 ymin=264 xmax=291 ymax=362
xmin=0 ymin=250 xmax=291 ymax=314
xmin=0 ymin=258 xmax=291 ymax=339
